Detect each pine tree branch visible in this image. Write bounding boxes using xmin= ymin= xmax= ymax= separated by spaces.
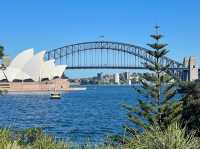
xmin=128 ymin=114 xmax=149 ymax=130
xmin=150 ymin=34 xmax=163 ymax=40
xmin=147 ymin=43 xmax=168 ymax=50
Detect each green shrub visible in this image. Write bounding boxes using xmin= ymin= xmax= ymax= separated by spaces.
xmin=126 ymin=123 xmax=200 ymax=149
xmin=0 ymin=128 xmax=117 ymax=149
xmin=31 ymin=135 xmax=71 ymax=149
xmin=75 ymin=143 xmax=119 ymax=149
xmin=0 ymin=128 xmax=21 ymax=149
xmin=18 ymin=128 xmax=43 ymax=145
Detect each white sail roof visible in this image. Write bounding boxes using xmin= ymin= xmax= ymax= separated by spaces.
xmin=14 ymin=71 xmax=32 ymax=80
xmin=9 ymin=48 xmax=34 ymax=69
xmin=3 ymin=67 xmax=31 ymax=82
xmin=40 ymin=60 xmax=56 ymax=80
xmin=0 ymin=70 xmax=6 ymax=80
xmin=22 ymin=51 xmax=46 ymax=81
xmin=4 ymin=67 xmax=21 ymax=82
xmin=2 ymin=49 xmax=66 ymax=82
xmin=53 ymin=65 xmax=66 ymax=78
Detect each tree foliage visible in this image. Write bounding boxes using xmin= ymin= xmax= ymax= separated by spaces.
xmin=123 ymin=26 xmax=181 ymax=135
xmin=0 ymin=44 xmax=4 ymax=59
xmin=180 ymin=81 xmax=200 ymax=136
xmin=0 ymin=44 xmax=5 ymax=94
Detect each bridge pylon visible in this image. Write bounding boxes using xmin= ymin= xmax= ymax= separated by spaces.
xmin=183 ymin=56 xmax=198 ymax=81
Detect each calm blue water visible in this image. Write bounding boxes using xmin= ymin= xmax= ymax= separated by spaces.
xmin=0 ymin=86 xmax=137 ymax=143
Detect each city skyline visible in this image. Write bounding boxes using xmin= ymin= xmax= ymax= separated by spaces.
xmin=1 ymin=0 xmax=200 ymax=77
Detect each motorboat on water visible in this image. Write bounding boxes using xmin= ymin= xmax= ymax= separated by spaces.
xmin=50 ymin=91 xmax=61 ymax=99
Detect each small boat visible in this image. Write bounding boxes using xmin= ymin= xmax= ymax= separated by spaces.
xmin=50 ymin=91 xmax=61 ymax=99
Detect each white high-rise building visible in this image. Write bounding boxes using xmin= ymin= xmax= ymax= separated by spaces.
xmin=128 ymin=79 xmax=131 ymax=85
xmin=114 ymin=73 xmax=120 ymax=84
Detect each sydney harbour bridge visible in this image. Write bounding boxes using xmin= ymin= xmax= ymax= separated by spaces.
xmin=45 ymin=41 xmax=199 ymax=81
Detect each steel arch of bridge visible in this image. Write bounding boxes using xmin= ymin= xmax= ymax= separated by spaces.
xmin=45 ymin=41 xmax=184 ymax=70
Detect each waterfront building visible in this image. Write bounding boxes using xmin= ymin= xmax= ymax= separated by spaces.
xmin=124 ymin=71 xmax=130 ymax=80
xmin=97 ymin=72 xmax=103 ymax=81
xmin=0 ymin=49 xmax=69 ymax=92
xmin=128 ymin=79 xmax=132 ymax=85
xmin=114 ymin=73 xmax=120 ymax=84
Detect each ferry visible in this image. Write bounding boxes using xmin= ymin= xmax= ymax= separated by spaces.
xmin=50 ymin=91 xmax=61 ymax=99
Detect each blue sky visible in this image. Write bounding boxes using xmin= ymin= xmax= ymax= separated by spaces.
xmin=1 ymin=0 xmax=200 ymax=78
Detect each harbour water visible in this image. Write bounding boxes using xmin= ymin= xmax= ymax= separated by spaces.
xmin=0 ymin=85 xmax=137 ymax=143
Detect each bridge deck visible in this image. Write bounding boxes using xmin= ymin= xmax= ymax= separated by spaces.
xmin=66 ymin=66 xmax=188 ymax=70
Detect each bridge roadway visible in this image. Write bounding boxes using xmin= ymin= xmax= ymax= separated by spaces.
xmin=66 ymin=66 xmax=189 ymax=70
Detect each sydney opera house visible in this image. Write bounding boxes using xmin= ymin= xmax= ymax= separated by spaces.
xmin=0 ymin=49 xmax=69 ymax=92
